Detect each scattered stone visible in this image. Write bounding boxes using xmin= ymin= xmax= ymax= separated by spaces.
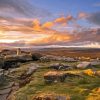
xmin=40 ymin=55 xmax=78 ymax=62
xmin=0 ymin=94 xmax=8 ymax=100
xmin=0 ymin=82 xmax=14 ymax=100
xmin=90 ymin=61 xmax=100 ymax=66
xmin=49 ymin=63 xmax=73 ymax=70
xmin=44 ymin=71 xmax=66 ymax=83
xmin=18 ymin=63 xmax=39 ymax=87
xmin=77 ymin=62 xmax=93 ymax=69
xmin=44 ymin=71 xmax=81 ymax=83
xmin=19 ymin=64 xmax=38 ymax=80
xmin=19 ymin=77 xmax=32 ymax=87
xmin=64 ymin=57 xmax=77 ymax=62
xmin=0 ymin=69 xmax=4 ymax=76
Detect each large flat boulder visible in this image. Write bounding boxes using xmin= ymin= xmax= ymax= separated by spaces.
xmin=77 ymin=62 xmax=93 ymax=69
xmin=44 ymin=71 xmax=66 ymax=83
xmin=44 ymin=71 xmax=81 ymax=83
xmin=49 ymin=63 xmax=73 ymax=70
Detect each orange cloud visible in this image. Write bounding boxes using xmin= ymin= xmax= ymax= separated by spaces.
xmin=32 ymin=15 xmax=74 ymax=32
xmin=78 ymin=12 xmax=88 ymax=19
xmin=0 ymin=15 xmax=77 ymax=46
xmin=54 ymin=15 xmax=73 ymax=25
xmin=28 ymin=32 xmax=72 ymax=45
xmin=42 ymin=21 xmax=54 ymax=28
xmin=33 ymin=19 xmax=43 ymax=31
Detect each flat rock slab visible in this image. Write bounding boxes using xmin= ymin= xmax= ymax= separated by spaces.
xmin=0 ymin=82 xmax=14 ymax=90
xmin=0 ymin=94 xmax=8 ymax=100
xmin=0 ymin=82 xmax=14 ymax=100
xmin=0 ymin=88 xmax=11 ymax=95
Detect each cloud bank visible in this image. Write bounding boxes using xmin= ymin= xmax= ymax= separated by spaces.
xmin=0 ymin=0 xmax=99 ymax=48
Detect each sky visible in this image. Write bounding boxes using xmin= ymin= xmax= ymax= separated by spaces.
xmin=0 ymin=0 xmax=100 ymax=48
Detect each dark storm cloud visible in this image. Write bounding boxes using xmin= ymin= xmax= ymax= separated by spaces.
xmin=0 ymin=0 xmax=51 ymax=18
xmin=87 ymin=12 xmax=100 ymax=26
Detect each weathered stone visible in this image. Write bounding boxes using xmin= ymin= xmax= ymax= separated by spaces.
xmin=19 ymin=77 xmax=31 ymax=87
xmin=90 ymin=61 xmax=100 ymax=65
xmin=0 ymin=94 xmax=8 ymax=100
xmin=77 ymin=62 xmax=93 ymax=69
xmin=44 ymin=71 xmax=82 ymax=84
xmin=44 ymin=71 xmax=66 ymax=83
xmin=19 ymin=64 xmax=37 ymax=80
xmin=49 ymin=63 xmax=73 ymax=70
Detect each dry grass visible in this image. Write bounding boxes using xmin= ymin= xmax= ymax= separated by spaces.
xmin=12 ymin=61 xmax=100 ymax=100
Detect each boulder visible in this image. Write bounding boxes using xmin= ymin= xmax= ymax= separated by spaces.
xmin=40 ymin=56 xmax=52 ymax=62
xmin=90 ymin=61 xmax=100 ymax=66
xmin=64 ymin=57 xmax=77 ymax=62
xmin=77 ymin=62 xmax=93 ymax=69
xmin=19 ymin=64 xmax=37 ymax=80
xmin=44 ymin=71 xmax=81 ymax=83
xmin=49 ymin=63 xmax=73 ymax=70
xmin=44 ymin=71 xmax=66 ymax=83
xmin=19 ymin=77 xmax=31 ymax=87
xmin=32 ymin=53 xmax=42 ymax=61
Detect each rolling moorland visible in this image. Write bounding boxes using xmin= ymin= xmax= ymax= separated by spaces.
xmin=37 ymin=47 xmax=100 ymax=58
xmin=0 ymin=48 xmax=100 ymax=100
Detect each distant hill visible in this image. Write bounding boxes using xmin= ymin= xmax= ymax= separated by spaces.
xmin=36 ymin=47 xmax=100 ymax=58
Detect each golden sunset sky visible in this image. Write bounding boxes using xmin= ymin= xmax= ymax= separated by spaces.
xmin=0 ymin=0 xmax=100 ymax=48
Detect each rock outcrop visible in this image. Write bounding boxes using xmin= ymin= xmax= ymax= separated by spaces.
xmin=77 ymin=62 xmax=93 ymax=69
xmin=49 ymin=63 xmax=73 ymax=70
xmin=44 ymin=71 xmax=67 ymax=83
xmin=44 ymin=71 xmax=81 ymax=83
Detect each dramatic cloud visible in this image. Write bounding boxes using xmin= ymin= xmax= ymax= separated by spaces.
xmin=0 ymin=1 xmax=99 ymax=49
xmin=32 ymin=15 xmax=74 ymax=32
xmin=87 ymin=12 xmax=100 ymax=26
xmin=0 ymin=0 xmax=51 ymax=18
xmin=28 ymin=33 xmax=73 ymax=46
xmin=54 ymin=15 xmax=74 ymax=25
xmin=42 ymin=22 xmax=54 ymax=29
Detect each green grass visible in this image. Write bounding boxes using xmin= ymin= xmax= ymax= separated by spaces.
xmin=7 ymin=61 xmax=100 ymax=100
